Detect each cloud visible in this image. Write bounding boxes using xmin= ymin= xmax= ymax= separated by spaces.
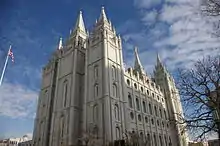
xmin=0 ymin=82 xmax=38 ymax=119
xmin=122 ymin=0 xmax=220 ymax=74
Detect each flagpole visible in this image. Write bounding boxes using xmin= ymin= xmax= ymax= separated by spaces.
xmin=0 ymin=45 xmax=11 ymax=86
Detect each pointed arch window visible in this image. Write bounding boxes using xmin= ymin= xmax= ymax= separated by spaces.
xmin=94 ymin=84 xmax=99 ymax=98
xmin=154 ymin=106 xmax=157 ymax=116
xmin=136 ymin=98 xmax=140 ymax=111
xmin=149 ymin=103 xmax=152 ymax=114
xmin=94 ymin=66 xmax=99 ymax=79
xmin=112 ymin=65 xmax=116 ymax=80
xmin=113 ymin=84 xmax=117 ymax=98
xmin=63 ymin=80 xmax=68 ymax=107
xmin=93 ymin=105 xmax=98 ymax=124
xmin=114 ymin=104 xmax=120 ymax=121
xmin=116 ymin=127 xmax=120 ymax=140
xmin=128 ymin=93 xmax=133 ymax=108
xmin=143 ymin=101 xmax=146 ymax=113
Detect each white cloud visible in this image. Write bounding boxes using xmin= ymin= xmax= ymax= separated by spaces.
xmin=0 ymin=82 xmax=38 ymax=119
xmin=134 ymin=0 xmax=162 ymax=9
xmin=122 ymin=0 xmax=220 ymax=74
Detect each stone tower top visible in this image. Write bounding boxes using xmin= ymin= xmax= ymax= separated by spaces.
xmin=134 ymin=46 xmax=145 ymax=75
xmin=72 ymin=10 xmax=86 ymax=34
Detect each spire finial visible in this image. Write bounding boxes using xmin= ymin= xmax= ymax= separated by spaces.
xmin=99 ymin=6 xmax=108 ymax=22
xmin=157 ymin=52 xmax=162 ymax=65
xmin=134 ymin=46 xmax=145 ymax=75
xmin=58 ymin=37 xmax=63 ymax=50
xmin=73 ymin=10 xmax=86 ymax=33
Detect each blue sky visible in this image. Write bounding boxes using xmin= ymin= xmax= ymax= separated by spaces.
xmin=0 ymin=0 xmax=219 ymax=139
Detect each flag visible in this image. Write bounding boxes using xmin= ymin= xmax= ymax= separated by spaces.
xmin=8 ymin=47 xmax=14 ymax=62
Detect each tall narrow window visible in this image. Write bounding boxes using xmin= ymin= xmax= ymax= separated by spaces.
xmin=159 ymin=108 xmax=162 ymax=118
xmin=159 ymin=135 xmax=163 ymax=146
xmin=143 ymin=101 xmax=146 ymax=113
xmin=164 ymin=136 xmax=167 ymax=146
xmin=94 ymin=66 xmax=98 ymax=79
xmin=128 ymin=94 xmax=133 ymax=108
xmin=94 ymin=84 xmax=99 ymax=98
xmin=112 ymin=65 xmax=116 ymax=80
xmin=136 ymin=98 xmax=140 ymax=111
xmin=114 ymin=104 xmax=119 ymax=121
xmin=113 ymin=84 xmax=117 ymax=98
xmin=147 ymin=134 xmax=151 ymax=145
xmin=154 ymin=134 xmax=157 ymax=146
xmin=149 ymin=104 xmax=152 ymax=114
xmin=116 ymin=127 xmax=120 ymax=140
xmin=60 ymin=116 xmax=64 ymax=139
xmin=164 ymin=110 xmax=167 ymax=119
xmin=154 ymin=106 xmax=158 ymax=116
xmin=63 ymin=80 xmax=68 ymax=107
xmin=93 ymin=105 xmax=98 ymax=124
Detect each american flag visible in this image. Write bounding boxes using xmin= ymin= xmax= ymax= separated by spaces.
xmin=8 ymin=47 xmax=14 ymax=62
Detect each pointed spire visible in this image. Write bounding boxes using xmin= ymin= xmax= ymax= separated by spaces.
xmin=73 ymin=10 xmax=86 ymax=33
xmin=58 ymin=37 xmax=63 ymax=50
xmin=99 ymin=6 xmax=108 ymax=22
xmin=157 ymin=52 xmax=162 ymax=65
xmin=134 ymin=46 xmax=145 ymax=75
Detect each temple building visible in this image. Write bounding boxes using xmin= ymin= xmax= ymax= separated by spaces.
xmin=32 ymin=7 xmax=188 ymax=146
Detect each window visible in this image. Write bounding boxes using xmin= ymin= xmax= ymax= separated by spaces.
xmin=94 ymin=84 xmax=99 ymax=98
xmin=165 ymin=135 xmax=168 ymax=146
xmin=128 ymin=94 xmax=133 ymax=108
xmin=145 ymin=117 xmax=148 ymax=123
xmin=154 ymin=134 xmax=157 ymax=146
xmin=149 ymin=104 xmax=152 ymax=114
xmin=60 ymin=116 xmax=64 ymax=138
xmin=113 ymin=84 xmax=117 ymax=98
xmin=157 ymin=120 xmax=160 ymax=126
xmin=143 ymin=101 xmax=146 ymax=113
xmin=63 ymin=80 xmax=68 ymax=107
xmin=169 ymin=137 xmax=172 ymax=146
xmin=159 ymin=108 xmax=162 ymax=118
xmin=162 ymin=122 xmax=164 ymax=127
xmin=164 ymin=110 xmax=167 ymax=119
xmin=138 ymin=114 xmax=141 ymax=121
xmin=151 ymin=119 xmax=154 ymax=125
xmin=152 ymin=93 xmax=155 ymax=98
xmin=114 ymin=104 xmax=119 ymax=121
xmin=130 ymin=112 xmax=134 ymax=120
xmin=116 ymin=127 xmax=120 ymax=140
xmin=136 ymin=98 xmax=140 ymax=110
xmin=140 ymin=87 xmax=143 ymax=92
xmin=112 ymin=65 xmax=116 ymax=80
xmin=93 ymin=105 xmax=98 ymax=123
xmin=134 ymin=83 xmax=137 ymax=89
xmin=140 ymin=132 xmax=144 ymax=140
xmin=94 ymin=66 xmax=98 ymax=79
xmin=147 ymin=90 xmax=149 ymax=95
xmin=127 ymin=79 xmax=130 ymax=85
xmin=155 ymin=106 xmax=158 ymax=116
xmin=159 ymin=135 xmax=163 ymax=146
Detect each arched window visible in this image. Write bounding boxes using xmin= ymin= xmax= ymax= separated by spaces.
xmin=63 ymin=80 xmax=68 ymax=107
xmin=164 ymin=135 xmax=167 ymax=146
xmin=94 ymin=84 xmax=99 ymax=98
xmin=93 ymin=105 xmax=98 ymax=123
xmin=147 ymin=133 xmax=151 ymax=145
xmin=114 ymin=104 xmax=119 ymax=121
xmin=159 ymin=108 xmax=162 ymax=118
xmin=154 ymin=106 xmax=158 ymax=116
xmin=60 ymin=116 xmax=64 ymax=138
xmin=113 ymin=84 xmax=117 ymax=98
xmin=149 ymin=104 xmax=152 ymax=114
xmin=140 ymin=132 xmax=144 ymax=140
xmin=128 ymin=93 xmax=133 ymax=108
xmin=94 ymin=66 xmax=98 ymax=79
xmin=143 ymin=101 xmax=146 ymax=113
xmin=112 ymin=65 xmax=116 ymax=80
xmin=130 ymin=112 xmax=134 ymax=120
xmin=164 ymin=110 xmax=167 ymax=119
xmin=154 ymin=134 xmax=157 ymax=146
xmin=159 ymin=135 xmax=163 ymax=146
xmin=116 ymin=127 xmax=120 ymax=140
xmin=138 ymin=114 xmax=141 ymax=122
xmin=136 ymin=98 xmax=140 ymax=110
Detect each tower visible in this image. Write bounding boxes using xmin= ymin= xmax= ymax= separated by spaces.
xmin=154 ymin=54 xmax=188 ymax=146
xmin=84 ymin=7 xmax=126 ymax=144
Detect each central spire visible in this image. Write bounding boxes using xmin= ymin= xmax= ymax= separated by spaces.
xmin=73 ymin=11 xmax=86 ymax=33
xmin=99 ymin=6 xmax=108 ymax=22
xmin=134 ymin=46 xmax=145 ymax=75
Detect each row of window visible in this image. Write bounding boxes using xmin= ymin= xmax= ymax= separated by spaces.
xmin=94 ymin=65 xmax=117 ymax=80
xmin=130 ymin=112 xmax=169 ymax=128
xmin=127 ymin=79 xmax=164 ymax=102
xmin=94 ymin=83 xmax=118 ymax=98
xmin=128 ymin=94 xmax=167 ymax=119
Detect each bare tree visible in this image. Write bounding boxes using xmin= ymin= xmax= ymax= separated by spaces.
xmin=176 ymin=55 xmax=220 ymax=142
